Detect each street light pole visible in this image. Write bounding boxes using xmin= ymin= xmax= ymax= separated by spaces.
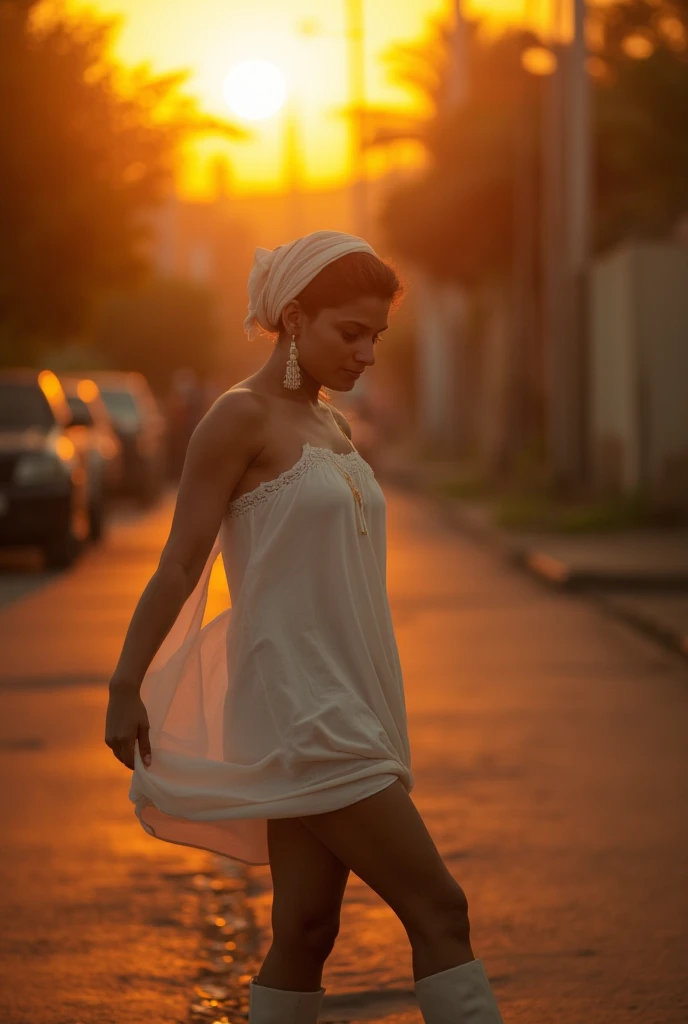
xmin=542 ymin=0 xmax=566 ymax=486
xmin=542 ymin=0 xmax=590 ymax=488
xmin=568 ymin=0 xmax=591 ymax=277
xmin=559 ymin=0 xmax=591 ymax=485
xmin=345 ymin=0 xmax=368 ymax=238
xmin=283 ymin=90 xmax=304 ymax=239
xmin=296 ymin=9 xmax=369 ymax=238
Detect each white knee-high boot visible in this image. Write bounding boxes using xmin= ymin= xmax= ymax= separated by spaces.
xmin=414 ymin=959 xmax=504 ymax=1023
xmin=248 ymin=975 xmax=326 ymax=1024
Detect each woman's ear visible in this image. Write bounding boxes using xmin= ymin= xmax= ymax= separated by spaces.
xmin=280 ymin=300 xmax=303 ymax=337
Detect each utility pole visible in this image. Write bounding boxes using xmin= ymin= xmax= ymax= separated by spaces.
xmin=345 ymin=0 xmax=368 ymax=238
xmin=508 ymin=0 xmax=540 ymax=470
xmin=297 ymin=7 xmax=369 ymax=238
xmin=542 ymin=0 xmax=566 ymax=485
xmin=283 ymin=91 xmax=304 ymax=239
xmin=564 ymin=0 xmax=591 ymax=483
xmin=543 ymin=0 xmax=590 ymax=488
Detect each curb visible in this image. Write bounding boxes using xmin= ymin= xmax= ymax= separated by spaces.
xmin=590 ymin=592 xmax=688 ymax=662
xmin=512 ymin=550 xmax=688 ymax=593
xmin=384 ymin=468 xmax=688 ymax=663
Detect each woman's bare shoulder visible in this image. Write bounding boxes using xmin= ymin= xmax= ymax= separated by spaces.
xmin=189 ymin=388 xmax=268 ymax=464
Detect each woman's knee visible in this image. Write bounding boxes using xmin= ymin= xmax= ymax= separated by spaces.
xmin=272 ymin=909 xmax=341 ymax=962
xmin=404 ymin=881 xmax=471 ymax=944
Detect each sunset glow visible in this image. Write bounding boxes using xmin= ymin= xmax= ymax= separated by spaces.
xmin=223 ymin=60 xmax=287 ymax=121
xmin=67 ymin=0 xmax=557 ymax=198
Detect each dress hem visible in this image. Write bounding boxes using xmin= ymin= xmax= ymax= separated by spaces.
xmin=134 ymin=804 xmax=270 ymax=865
xmin=133 ymin=772 xmax=406 ymax=865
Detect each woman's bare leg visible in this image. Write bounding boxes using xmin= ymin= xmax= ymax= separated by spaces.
xmin=255 ymin=815 xmax=350 ymax=991
xmin=298 ymin=779 xmax=475 ymax=983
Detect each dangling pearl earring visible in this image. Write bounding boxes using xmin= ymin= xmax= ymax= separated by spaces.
xmin=283 ymin=335 xmax=301 ymax=390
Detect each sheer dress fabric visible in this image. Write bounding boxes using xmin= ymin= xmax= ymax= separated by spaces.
xmin=129 ymin=441 xmax=414 ymax=864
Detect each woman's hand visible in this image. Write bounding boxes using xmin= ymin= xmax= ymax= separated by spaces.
xmin=105 ymin=684 xmax=152 ymax=770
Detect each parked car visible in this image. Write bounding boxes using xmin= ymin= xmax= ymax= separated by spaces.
xmin=87 ymin=371 xmax=167 ymax=505
xmin=59 ymin=375 xmax=124 ymax=540
xmin=0 ymin=369 xmax=93 ymax=567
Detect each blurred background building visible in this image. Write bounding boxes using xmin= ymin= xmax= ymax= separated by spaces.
xmin=2 ymin=0 xmax=688 ymax=521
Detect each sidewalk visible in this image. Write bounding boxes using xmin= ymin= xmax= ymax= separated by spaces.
xmin=377 ymin=446 xmax=688 ymax=661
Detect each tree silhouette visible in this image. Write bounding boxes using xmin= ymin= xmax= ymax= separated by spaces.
xmin=0 ymin=0 xmax=247 ymax=363
xmin=366 ymin=3 xmax=688 ymax=285
xmin=592 ymin=0 xmax=688 ymax=248
xmin=94 ymin=280 xmax=219 ymax=392
xmin=365 ymin=15 xmax=543 ymax=287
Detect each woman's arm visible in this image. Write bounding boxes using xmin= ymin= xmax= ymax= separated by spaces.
xmin=104 ymin=389 xmax=265 ymax=770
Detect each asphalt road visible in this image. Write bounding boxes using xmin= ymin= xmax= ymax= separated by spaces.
xmin=0 ymin=485 xmax=687 ymax=1023
xmin=0 ymin=498 xmax=213 ymax=1024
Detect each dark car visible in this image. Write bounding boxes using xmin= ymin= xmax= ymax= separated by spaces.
xmin=88 ymin=371 xmax=167 ymax=505
xmin=59 ymin=376 xmax=124 ymax=541
xmin=0 ymin=369 xmax=92 ymax=567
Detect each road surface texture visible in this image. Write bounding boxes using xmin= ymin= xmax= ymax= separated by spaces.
xmin=1 ymin=485 xmax=686 ymax=1023
xmin=0 ymin=501 xmax=217 ymax=1024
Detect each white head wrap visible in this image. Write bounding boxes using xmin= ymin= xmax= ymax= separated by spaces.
xmin=243 ymin=229 xmax=378 ymax=343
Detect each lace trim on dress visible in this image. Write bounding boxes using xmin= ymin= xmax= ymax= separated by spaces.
xmin=226 ymin=442 xmax=374 ymax=520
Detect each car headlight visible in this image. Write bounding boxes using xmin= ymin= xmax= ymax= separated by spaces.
xmin=13 ymin=452 xmax=71 ymax=485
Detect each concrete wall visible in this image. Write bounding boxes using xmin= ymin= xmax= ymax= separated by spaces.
xmin=588 ymin=241 xmax=688 ymax=508
xmin=412 ymin=273 xmax=517 ymax=473
xmin=588 ymin=245 xmax=641 ymax=491
xmin=413 ymin=268 xmax=466 ymax=456
xmin=474 ymin=281 xmax=512 ymax=473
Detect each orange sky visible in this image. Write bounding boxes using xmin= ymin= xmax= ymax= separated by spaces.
xmin=71 ymin=0 xmax=543 ymax=198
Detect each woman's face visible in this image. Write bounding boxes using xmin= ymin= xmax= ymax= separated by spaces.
xmin=298 ymin=295 xmax=390 ymax=391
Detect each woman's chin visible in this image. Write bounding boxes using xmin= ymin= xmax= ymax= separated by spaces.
xmin=317 ymin=367 xmax=363 ymax=391
xmin=330 ymin=369 xmax=362 ymax=390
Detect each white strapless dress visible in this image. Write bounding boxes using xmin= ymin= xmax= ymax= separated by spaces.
xmin=129 ymin=441 xmax=414 ymax=864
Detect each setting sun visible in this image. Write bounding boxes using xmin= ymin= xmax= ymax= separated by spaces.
xmin=223 ymin=59 xmax=287 ymax=121
xmin=68 ymin=0 xmax=547 ymax=198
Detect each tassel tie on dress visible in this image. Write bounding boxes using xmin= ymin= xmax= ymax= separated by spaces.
xmin=324 ymin=450 xmax=368 ymax=535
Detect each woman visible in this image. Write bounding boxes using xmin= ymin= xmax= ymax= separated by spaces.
xmin=105 ymin=230 xmax=504 ymax=1024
